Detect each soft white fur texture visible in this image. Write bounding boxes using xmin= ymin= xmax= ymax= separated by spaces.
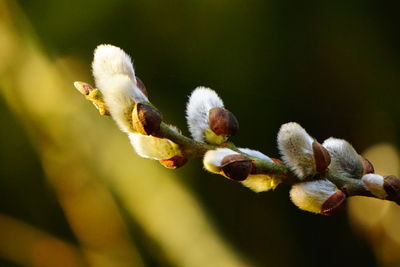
xmin=92 ymin=44 xmax=135 ymax=84
xmin=322 ymin=138 xmax=363 ymax=178
xmin=361 ymin=174 xmax=387 ymax=198
xmin=92 ymin=45 xmax=148 ymax=133
xmin=128 ymin=133 xmax=181 ymax=160
xmin=97 ymin=75 xmax=139 ymax=133
xmin=290 ymin=180 xmax=337 ymax=214
xmin=186 ymin=87 xmax=224 ymax=142
xmin=238 ymin=148 xmax=273 ymax=162
xmin=203 ymin=148 xmax=238 ymax=173
xmin=204 ymin=147 xmax=278 ymax=191
xmin=277 ymin=122 xmax=315 ymax=179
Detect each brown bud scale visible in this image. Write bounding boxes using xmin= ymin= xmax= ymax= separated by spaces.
xmin=135 ymin=76 xmax=148 ymax=97
xmin=312 ymin=141 xmax=331 ymax=175
xmin=220 ymin=154 xmax=252 ymax=181
xmin=362 ymin=157 xmax=375 ymax=174
xmin=159 ymin=155 xmax=187 ymax=169
xmin=384 ymin=176 xmax=400 ymax=205
xmin=132 ymin=103 xmax=162 ymax=135
xmin=271 ymin=158 xmax=283 ymax=165
xmin=208 ymin=107 xmax=239 ymax=137
xmin=321 ymin=191 xmax=346 ymax=215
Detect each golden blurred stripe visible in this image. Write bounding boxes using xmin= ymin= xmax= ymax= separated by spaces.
xmin=0 ymin=214 xmax=86 ymax=267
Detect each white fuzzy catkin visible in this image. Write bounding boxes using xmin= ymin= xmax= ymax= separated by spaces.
xmin=97 ymin=75 xmax=138 ymax=133
xmin=361 ymin=174 xmax=387 ymax=199
xmin=277 ymin=122 xmax=315 ymax=179
xmin=92 ymin=45 xmax=148 ymax=133
xmin=290 ymin=180 xmax=338 ymax=214
xmin=238 ymin=148 xmax=274 ymax=162
xmin=186 ymin=87 xmax=224 ymax=142
xmin=92 ymin=45 xmax=135 ymax=83
xmin=241 ymin=174 xmax=280 ymax=193
xmin=128 ymin=133 xmax=181 ymax=160
xmin=203 ymin=148 xmax=239 ymax=173
xmin=322 ymin=138 xmax=363 ymax=178
xmin=204 ymin=148 xmax=281 ymax=191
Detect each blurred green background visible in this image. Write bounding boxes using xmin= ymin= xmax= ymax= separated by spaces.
xmin=1 ymin=0 xmax=400 ymax=266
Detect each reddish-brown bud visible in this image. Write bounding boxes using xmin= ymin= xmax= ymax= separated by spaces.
xmin=132 ymin=103 xmax=162 ymax=135
xmin=220 ymin=154 xmax=252 ymax=181
xmin=384 ymin=176 xmax=400 ymax=205
xmin=321 ymin=191 xmax=346 ymax=215
xmin=362 ymin=157 xmax=375 ymax=174
xmin=271 ymin=158 xmax=283 ymax=165
xmin=135 ymin=76 xmax=148 ymax=97
xmin=208 ymin=107 xmax=239 ymax=137
xmin=312 ymin=141 xmax=331 ymax=175
xmin=159 ymin=155 xmax=187 ymax=169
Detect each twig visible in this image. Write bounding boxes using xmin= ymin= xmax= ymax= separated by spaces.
xmin=73 ymin=44 xmax=400 ymax=215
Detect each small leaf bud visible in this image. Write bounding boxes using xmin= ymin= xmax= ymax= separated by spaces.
xmin=231 ymin=148 xmax=281 ymax=190
xmin=135 ymin=76 xmax=148 ymax=97
xmin=312 ymin=141 xmax=331 ymax=175
xmin=159 ymin=155 xmax=187 ymax=169
xmin=220 ymin=154 xmax=252 ymax=181
xmin=208 ymin=107 xmax=239 ymax=138
xmin=132 ymin=103 xmax=162 ymax=135
xmin=320 ymin=191 xmax=346 ymax=215
xmin=362 ymin=157 xmax=375 ymax=174
xmin=383 ymin=175 xmax=400 ymax=204
xmin=203 ymin=148 xmax=239 ymax=174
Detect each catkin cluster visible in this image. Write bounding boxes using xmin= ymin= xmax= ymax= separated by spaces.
xmin=74 ymin=44 xmax=400 ymax=215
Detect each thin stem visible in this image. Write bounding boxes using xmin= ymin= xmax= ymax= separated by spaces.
xmin=326 ymin=171 xmax=373 ymax=197
xmin=159 ymin=122 xmax=375 ymax=198
xmin=159 ymin=123 xmax=215 ymax=157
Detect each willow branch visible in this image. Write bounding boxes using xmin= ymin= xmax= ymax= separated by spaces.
xmin=73 ymin=81 xmax=398 ymax=207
